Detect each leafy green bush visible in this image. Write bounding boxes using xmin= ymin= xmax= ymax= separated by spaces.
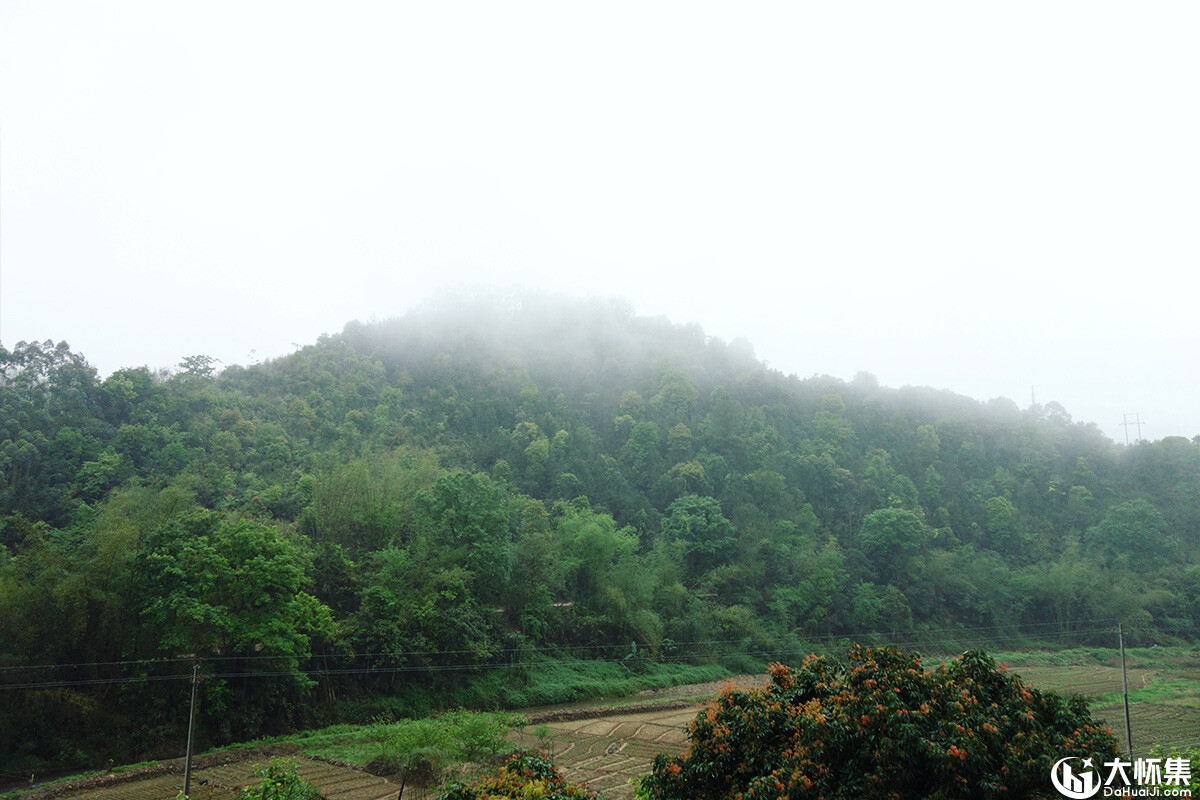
xmin=368 ymin=710 xmax=520 ymax=781
xmin=644 ymin=646 xmax=1119 ymax=800
xmin=236 ymin=760 xmax=321 ymax=800
xmin=440 ymin=709 xmax=518 ymax=761
xmin=1149 ymin=744 xmax=1200 ymax=793
xmin=439 ymin=753 xmax=598 ymax=800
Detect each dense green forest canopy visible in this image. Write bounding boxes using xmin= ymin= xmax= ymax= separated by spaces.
xmin=2 ymin=290 xmax=1198 ymax=772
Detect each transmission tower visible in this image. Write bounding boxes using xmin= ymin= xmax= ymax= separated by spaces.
xmin=1121 ymin=413 xmax=1145 ymax=445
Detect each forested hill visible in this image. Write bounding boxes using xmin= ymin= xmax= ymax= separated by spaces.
xmin=2 ymin=290 xmax=1199 ymax=770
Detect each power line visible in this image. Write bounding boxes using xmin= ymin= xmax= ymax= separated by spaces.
xmin=0 ymin=618 xmax=1164 ymax=692
xmin=0 ymin=617 xmax=1127 ymax=673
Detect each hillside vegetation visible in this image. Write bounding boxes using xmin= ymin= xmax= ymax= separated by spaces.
xmin=2 ymin=290 xmax=1198 ymax=773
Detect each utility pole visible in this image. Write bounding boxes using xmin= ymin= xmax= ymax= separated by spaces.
xmin=183 ymin=661 xmax=201 ymax=798
xmin=1119 ymin=625 xmax=1133 ymax=759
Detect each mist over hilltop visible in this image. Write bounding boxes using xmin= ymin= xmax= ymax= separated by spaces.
xmin=291 ymin=287 xmax=1109 ymax=445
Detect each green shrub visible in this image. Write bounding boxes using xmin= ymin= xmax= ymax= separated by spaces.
xmin=440 ymin=709 xmax=516 ymax=761
xmin=368 ymin=710 xmax=520 ymax=781
xmin=236 ymin=760 xmax=321 ymax=800
xmin=439 ymin=753 xmax=598 ymax=800
xmin=1149 ymin=744 xmax=1200 ymax=792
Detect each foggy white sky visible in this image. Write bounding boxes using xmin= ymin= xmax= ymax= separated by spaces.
xmin=2 ymin=2 xmax=1197 ymax=444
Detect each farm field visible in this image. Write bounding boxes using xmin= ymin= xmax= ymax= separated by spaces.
xmin=6 ymin=677 xmax=763 ymax=800
xmin=26 ymin=755 xmax=400 ymax=800
xmin=509 ymin=705 xmax=698 ymax=799
xmin=506 ymin=676 xmax=766 ymax=800
xmin=10 ymin=648 xmax=1199 ymax=800
xmin=996 ymin=647 xmax=1200 ymax=754
xmin=522 ymin=651 xmax=1200 ymax=799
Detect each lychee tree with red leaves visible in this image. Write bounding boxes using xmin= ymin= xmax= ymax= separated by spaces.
xmin=644 ymin=646 xmax=1118 ymax=800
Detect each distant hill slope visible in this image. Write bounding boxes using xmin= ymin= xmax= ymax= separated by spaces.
xmin=2 ymin=288 xmax=1198 ymax=773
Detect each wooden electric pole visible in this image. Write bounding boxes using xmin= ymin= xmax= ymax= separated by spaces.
xmin=183 ymin=662 xmax=201 ymax=798
xmin=1119 ymin=625 xmax=1133 ymax=759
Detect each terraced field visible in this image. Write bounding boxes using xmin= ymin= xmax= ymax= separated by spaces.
xmin=503 ymin=677 xmax=766 ymax=799
xmin=17 ymin=651 xmax=1199 ymax=800
xmin=1002 ymin=654 xmax=1200 ymax=753
xmin=1091 ymin=702 xmax=1200 ymax=754
xmin=31 ymin=700 xmax=719 ymax=800
xmin=34 ymin=757 xmax=400 ymax=800
xmin=509 ymin=705 xmax=697 ymax=799
xmin=519 ymin=654 xmax=1200 ymax=799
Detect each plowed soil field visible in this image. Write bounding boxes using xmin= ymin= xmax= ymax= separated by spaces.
xmin=509 ymin=705 xmax=699 ymax=799
xmin=25 ymin=755 xmax=400 ymax=800
xmin=506 ymin=675 xmax=767 ymax=799
xmin=23 ymin=676 xmax=767 ymax=800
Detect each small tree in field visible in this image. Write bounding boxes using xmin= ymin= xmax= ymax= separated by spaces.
xmin=644 ymin=646 xmax=1118 ymax=800
xmin=439 ymin=753 xmax=598 ymax=800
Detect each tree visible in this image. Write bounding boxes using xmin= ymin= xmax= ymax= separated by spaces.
xmin=131 ymin=512 xmax=335 ymax=739
xmin=177 ymin=354 xmax=220 ymax=379
xmin=983 ymin=495 xmax=1025 ymax=561
xmin=134 ymin=512 xmax=335 ymax=657
xmin=645 ymin=646 xmax=1118 ymax=800
xmin=1084 ymin=498 xmax=1173 ymax=570
xmin=418 ymin=469 xmax=512 ymax=604
xmin=855 ymin=508 xmax=929 ymax=583
xmin=554 ymin=505 xmax=664 ymax=647
xmin=353 ymin=545 xmax=499 ymax=678
xmin=660 ymin=495 xmax=737 ymax=576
